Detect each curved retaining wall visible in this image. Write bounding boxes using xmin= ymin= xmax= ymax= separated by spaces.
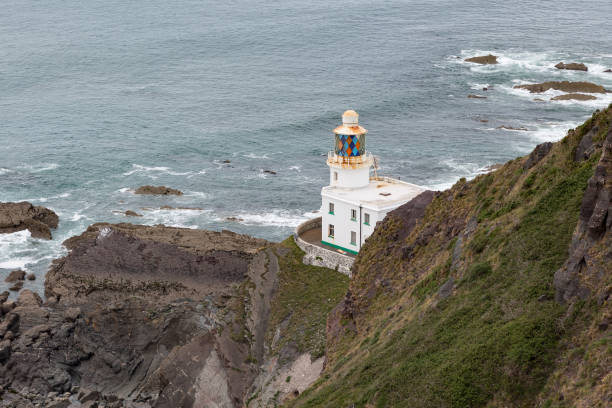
xmin=294 ymin=217 xmax=354 ymax=277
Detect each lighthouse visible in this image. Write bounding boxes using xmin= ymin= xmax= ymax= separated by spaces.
xmin=320 ymin=110 xmax=425 ymax=254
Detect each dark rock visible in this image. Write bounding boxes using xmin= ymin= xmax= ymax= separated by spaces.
xmin=263 ymin=170 xmax=277 ymax=175
xmin=9 ymin=281 xmax=23 ymax=291
xmin=514 ymin=81 xmax=607 ymax=94
xmin=0 ymin=201 xmax=59 ymax=239
xmin=23 ymin=323 xmax=52 ymax=342
xmin=47 ymin=400 xmax=71 ymax=408
xmin=554 ymin=126 xmax=612 ymax=303
xmin=134 ymin=185 xmax=183 ymax=196
xmin=5 ymin=269 xmax=26 ymax=282
xmin=26 ymin=273 xmax=36 ymax=281
xmin=1 ymin=300 xmax=16 ymax=314
xmin=17 ymin=289 xmax=43 ymax=307
xmin=604 ymin=69 xmax=612 ymax=73
xmin=438 ymin=278 xmax=455 ymax=299
xmin=122 ymin=210 xmax=142 ymax=217
xmin=551 ymin=93 xmax=597 ymax=101
xmin=0 ymin=291 xmax=9 ymax=304
xmin=64 ymin=307 xmax=81 ymax=322
xmin=555 ymin=62 xmax=588 ymax=71
xmin=575 ymin=125 xmax=599 ymax=162
xmin=465 ymin=54 xmax=498 ymax=64
xmin=225 ymin=216 xmax=244 ymax=222
xmin=523 ymin=142 xmax=553 ymax=170
xmin=80 ymin=390 xmax=101 ymax=403
xmin=0 ymin=313 xmax=19 ymax=337
xmin=0 ymin=339 xmax=11 ymax=362
xmin=222 ymin=159 xmax=231 ymax=163
xmin=598 ymin=318 xmax=609 ymax=331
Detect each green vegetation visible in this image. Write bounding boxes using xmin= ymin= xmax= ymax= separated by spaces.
xmin=287 ymin=107 xmax=611 ymax=408
xmin=268 ymin=237 xmax=349 ymax=360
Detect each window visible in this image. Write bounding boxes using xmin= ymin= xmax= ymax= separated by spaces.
xmin=328 ymin=224 xmax=335 ymax=238
xmin=350 ymin=231 xmax=357 ymax=245
xmin=351 ymin=209 xmax=357 ymax=221
xmin=364 ymin=213 xmax=370 ymax=225
xmin=334 ymin=172 xmax=338 ymax=181
xmin=329 ymin=202 xmax=334 ymax=214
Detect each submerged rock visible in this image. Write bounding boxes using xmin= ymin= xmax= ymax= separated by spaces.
xmin=465 ymin=54 xmax=498 ymax=64
xmin=468 ymin=94 xmax=487 ymax=99
xmin=555 ymin=62 xmax=588 ymax=71
xmin=0 ymin=202 xmax=59 ymax=240
xmin=551 ymin=93 xmax=597 ymax=101
xmin=514 ymin=81 xmax=607 ymax=94
xmin=134 ymin=185 xmax=183 ymax=195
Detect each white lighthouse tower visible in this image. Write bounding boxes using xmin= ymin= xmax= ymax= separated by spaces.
xmin=320 ymin=110 xmax=425 ymax=254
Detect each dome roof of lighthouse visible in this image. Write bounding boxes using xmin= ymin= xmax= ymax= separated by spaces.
xmin=334 ymin=109 xmax=367 ymax=136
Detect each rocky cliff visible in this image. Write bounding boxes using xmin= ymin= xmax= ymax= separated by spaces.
xmin=0 ymin=224 xmax=348 ymax=407
xmin=289 ymin=106 xmax=612 ymax=407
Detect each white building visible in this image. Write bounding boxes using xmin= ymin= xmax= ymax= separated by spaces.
xmin=320 ymin=110 xmax=425 ymax=254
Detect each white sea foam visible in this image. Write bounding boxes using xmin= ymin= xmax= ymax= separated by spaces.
xmin=231 ymin=210 xmax=319 ymax=228
xmin=185 ymin=191 xmax=208 ymax=199
xmin=424 ymin=159 xmax=492 ymax=191
xmin=0 ymin=231 xmax=44 ymax=270
xmin=16 ymin=163 xmax=59 ymax=173
xmin=469 ymin=83 xmax=490 ymax=90
xmin=0 ymin=168 xmax=13 ymax=175
xmin=123 ymin=164 xmax=193 ymax=177
xmin=523 ymin=121 xmax=582 ymax=145
xmin=243 ymin=153 xmax=270 ymax=159
xmin=289 ymin=165 xmax=301 ymax=171
xmin=25 ymin=192 xmax=71 ymax=203
xmin=140 ymin=207 xmax=208 ymax=229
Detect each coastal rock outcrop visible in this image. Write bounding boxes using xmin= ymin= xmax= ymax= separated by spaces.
xmin=555 ymin=62 xmax=588 ymax=71
xmin=0 ymin=222 xmax=342 ymax=407
xmin=0 ymin=202 xmax=59 ymax=240
xmin=0 ymin=223 xmax=269 ymax=407
xmin=551 ymin=93 xmax=597 ymax=101
xmin=514 ymin=81 xmax=607 ymax=94
xmin=465 ymin=54 xmax=498 ymax=64
xmin=134 ymin=185 xmax=183 ymax=196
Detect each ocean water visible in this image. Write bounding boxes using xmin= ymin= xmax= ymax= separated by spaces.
xmin=2 ymin=0 xmax=612 ymax=292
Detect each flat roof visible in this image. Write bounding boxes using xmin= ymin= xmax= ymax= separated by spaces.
xmin=322 ymin=177 xmax=427 ymax=211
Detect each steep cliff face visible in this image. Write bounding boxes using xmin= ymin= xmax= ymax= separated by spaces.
xmin=290 ymin=105 xmax=612 ymax=408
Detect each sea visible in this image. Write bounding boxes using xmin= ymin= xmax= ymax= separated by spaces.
xmin=2 ymin=0 xmax=612 ymax=293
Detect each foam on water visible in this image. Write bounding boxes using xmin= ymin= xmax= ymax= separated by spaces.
xmin=232 ymin=210 xmax=320 ymax=228
xmin=140 ymin=207 xmax=210 ymax=229
xmin=123 ymin=164 xmax=194 ymax=177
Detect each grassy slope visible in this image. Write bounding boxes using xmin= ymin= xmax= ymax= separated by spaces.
xmin=268 ymin=237 xmax=350 ymax=361
xmin=288 ymin=106 xmax=611 ymax=407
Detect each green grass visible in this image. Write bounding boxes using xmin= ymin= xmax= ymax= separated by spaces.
xmin=267 ymin=237 xmax=349 ymax=360
xmin=287 ymin=106 xmax=608 ymax=407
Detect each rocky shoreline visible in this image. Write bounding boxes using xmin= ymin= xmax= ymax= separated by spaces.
xmin=0 ymin=221 xmax=340 ymax=407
